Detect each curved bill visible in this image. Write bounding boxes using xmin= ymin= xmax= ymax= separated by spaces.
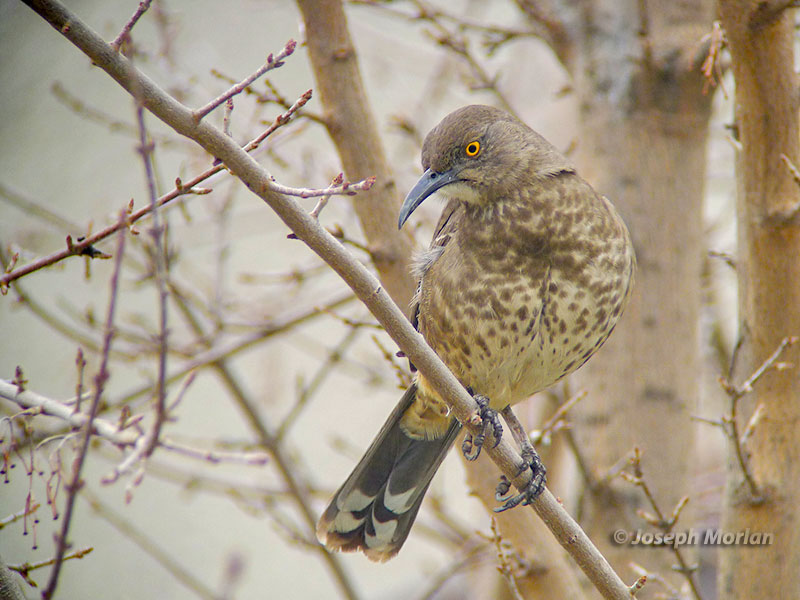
xmin=398 ymin=168 xmax=459 ymax=229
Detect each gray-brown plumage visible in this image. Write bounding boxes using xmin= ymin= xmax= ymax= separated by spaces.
xmin=317 ymin=105 xmax=635 ymax=561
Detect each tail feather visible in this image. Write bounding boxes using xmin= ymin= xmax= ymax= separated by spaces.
xmin=317 ymin=384 xmax=461 ymax=562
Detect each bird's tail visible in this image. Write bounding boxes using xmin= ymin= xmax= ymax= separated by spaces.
xmin=316 ymin=383 xmax=461 ymax=562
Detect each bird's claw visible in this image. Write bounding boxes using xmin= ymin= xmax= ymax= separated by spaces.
xmin=461 ymin=394 xmax=502 ymax=461
xmin=494 ymin=449 xmax=547 ymax=512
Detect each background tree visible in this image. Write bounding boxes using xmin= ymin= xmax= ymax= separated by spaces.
xmin=716 ymin=1 xmax=800 ymax=598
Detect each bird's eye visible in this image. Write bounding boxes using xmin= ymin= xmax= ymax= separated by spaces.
xmin=465 ymin=141 xmax=481 ymax=157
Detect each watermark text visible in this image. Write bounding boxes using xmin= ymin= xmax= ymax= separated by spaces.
xmin=611 ymin=528 xmax=773 ymax=548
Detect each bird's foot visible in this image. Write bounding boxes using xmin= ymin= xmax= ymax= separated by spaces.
xmin=461 ymin=394 xmax=503 ymax=461
xmin=493 ymin=404 xmax=546 ymax=511
xmin=494 ymin=450 xmax=546 ymax=511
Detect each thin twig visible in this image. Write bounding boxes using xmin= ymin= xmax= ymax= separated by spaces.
xmin=271 ymin=173 xmax=374 ymax=199
xmin=310 ymin=173 xmax=343 ymax=218
xmin=243 ymin=88 xmax=312 ymax=153
xmin=0 ymin=503 xmax=39 ymax=530
xmin=698 ymin=20 xmax=727 ymax=97
xmin=42 ymin=212 xmax=126 ymax=600
xmin=0 ymin=379 xmax=135 ymax=447
xmin=110 ymin=0 xmax=153 ymax=52
xmin=222 ymin=97 xmax=234 ymax=136
xmin=193 ymin=39 xmax=297 ymax=120
xmin=488 ymin=518 xmax=525 ymax=600
xmin=133 ymin=89 xmax=168 ymax=464
xmin=529 ymin=390 xmax=587 ymax=445
xmin=114 ymin=292 xmax=355 ymax=405
xmin=158 ymin=439 xmax=269 ymax=465
xmin=622 ymin=448 xmax=702 ymax=600
xmin=718 ymin=335 xmax=797 ymax=499
xmin=414 ymin=541 xmax=488 ymax=600
xmin=8 ymin=547 xmax=93 ymax=589
xmin=50 ymin=82 xmax=187 ymax=148
xmin=0 ymin=88 xmax=367 ymax=290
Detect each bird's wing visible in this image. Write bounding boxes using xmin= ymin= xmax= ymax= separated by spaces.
xmin=409 ymin=199 xmax=463 ymax=332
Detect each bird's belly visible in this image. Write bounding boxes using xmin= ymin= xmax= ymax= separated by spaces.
xmin=421 ymin=276 xmax=618 ymax=408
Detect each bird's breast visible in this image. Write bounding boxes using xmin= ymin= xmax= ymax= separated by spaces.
xmin=416 ymin=191 xmax=634 ymax=407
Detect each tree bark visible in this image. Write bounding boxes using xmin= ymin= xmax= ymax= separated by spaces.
xmin=297 ymin=0 xmax=418 ymax=309
xmin=716 ymin=2 xmax=800 ymax=597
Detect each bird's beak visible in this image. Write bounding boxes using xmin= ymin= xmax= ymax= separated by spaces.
xmin=398 ymin=168 xmax=459 ymax=229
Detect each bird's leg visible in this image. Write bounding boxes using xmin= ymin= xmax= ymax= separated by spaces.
xmin=494 ymin=405 xmax=546 ymax=511
xmin=461 ymin=393 xmax=503 ymax=461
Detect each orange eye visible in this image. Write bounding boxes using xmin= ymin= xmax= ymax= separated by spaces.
xmin=465 ymin=141 xmax=481 ymax=157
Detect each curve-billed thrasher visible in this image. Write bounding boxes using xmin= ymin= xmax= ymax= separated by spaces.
xmin=317 ymin=105 xmax=635 ymax=561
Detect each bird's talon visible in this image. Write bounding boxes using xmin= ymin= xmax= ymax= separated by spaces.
xmin=460 ymin=393 xmax=503 ymax=461
xmin=462 ymin=433 xmax=478 ymax=461
xmin=495 ymin=475 xmax=512 ymax=500
xmin=493 ymin=460 xmax=547 ymax=512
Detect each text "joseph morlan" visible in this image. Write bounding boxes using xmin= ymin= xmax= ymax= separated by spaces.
xmin=631 ymin=528 xmax=773 ymax=547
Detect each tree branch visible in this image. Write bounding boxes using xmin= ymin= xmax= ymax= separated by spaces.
xmin=42 ymin=211 xmax=126 ymax=599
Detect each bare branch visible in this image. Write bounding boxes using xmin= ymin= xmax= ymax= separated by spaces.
xmin=132 ymin=86 xmax=169 ymax=465
xmin=243 ymin=88 xmax=312 ymax=153
xmin=529 ymin=390 xmax=587 ymax=446
xmin=193 ymin=39 xmax=296 ymax=120
xmin=0 ymin=89 xmax=334 ymax=290
xmin=8 ymin=547 xmax=93 ymax=590
xmin=622 ymin=448 xmax=702 ymax=600
xmin=698 ymin=21 xmax=728 ymax=96
xmin=110 ymin=0 xmax=153 ymax=52
xmin=158 ymin=439 xmax=269 ymax=466
xmin=718 ymin=336 xmax=798 ymax=499
xmin=42 ymin=212 xmax=127 ymax=600
xmin=488 ymin=518 xmax=526 ymax=600
xmin=0 ymin=380 xmax=132 ymax=446
xmin=271 ymin=173 xmax=375 ymax=200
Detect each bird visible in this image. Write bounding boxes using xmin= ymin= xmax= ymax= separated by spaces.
xmin=316 ymin=105 xmax=635 ymax=562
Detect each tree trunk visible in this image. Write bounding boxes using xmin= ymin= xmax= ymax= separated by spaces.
xmin=297 ymin=0 xmax=417 ymax=308
xmin=716 ymin=2 xmax=800 ymax=597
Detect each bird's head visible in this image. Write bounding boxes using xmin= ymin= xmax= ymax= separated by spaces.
xmin=398 ymin=105 xmax=573 ymax=228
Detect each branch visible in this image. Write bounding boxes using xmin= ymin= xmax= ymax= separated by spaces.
xmin=0 ymin=88 xmax=355 ymax=291
xmin=110 ymin=0 xmax=153 ymax=51
xmin=622 ymin=448 xmax=702 ymax=600
xmin=193 ymin=39 xmax=296 ymax=120
xmin=0 ymin=379 xmax=270 ymax=472
xmin=0 ymin=379 xmax=135 ymax=447
xmin=42 ymin=212 xmax=126 ymax=600
xmin=719 ymin=335 xmax=797 ymax=499
xmin=20 ymin=2 xmax=633 ymax=597
xmin=132 ymin=84 xmax=168 ymax=465
xmin=7 ymin=547 xmax=93 ymax=590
